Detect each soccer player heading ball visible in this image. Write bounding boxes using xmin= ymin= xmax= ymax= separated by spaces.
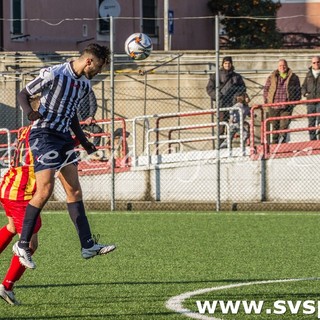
xmin=13 ymin=43 xmax=116 ymax=270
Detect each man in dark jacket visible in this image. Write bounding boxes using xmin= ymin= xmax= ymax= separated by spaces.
xmin=206 ymin=56 xmax=246 ymax=140
xmin=263 ymin=59 xmax=301 ymax=144
xmin=301 ymin=56 xmax=320 ymax=140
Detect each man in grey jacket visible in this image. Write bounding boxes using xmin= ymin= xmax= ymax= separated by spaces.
xmin=301 ymin=56 xmax=320 ymax=140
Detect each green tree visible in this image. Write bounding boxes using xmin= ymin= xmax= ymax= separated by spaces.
xmin=207 ymin=0 xmax=282 ymax=49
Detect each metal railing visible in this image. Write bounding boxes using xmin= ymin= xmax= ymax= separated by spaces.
xmin=250 ymin=98 xmax=320 ymax=159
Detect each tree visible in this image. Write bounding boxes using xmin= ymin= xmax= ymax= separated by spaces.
xmin=207 ymin=0 xmax=282 ymax=49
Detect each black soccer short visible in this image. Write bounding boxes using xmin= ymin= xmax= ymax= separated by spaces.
xmin=29 ymin=128 xmax=77 ymax=173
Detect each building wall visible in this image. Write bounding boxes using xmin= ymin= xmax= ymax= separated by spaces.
xmin=2 ymin=1 xmax=320 ymax=52
xmin=277 ymin=1 xmax=320 ymax=33
xmin=2 ymin=0 xmax=214 ymax=52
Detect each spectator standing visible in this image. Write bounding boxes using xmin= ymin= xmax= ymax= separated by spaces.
xmin=301 ymin=56 xmax=320 ymax=140
xmin=206 ymin=56 xmax=246 ymax=141
xmin=263 ymin=59 xmax=301 ymax=144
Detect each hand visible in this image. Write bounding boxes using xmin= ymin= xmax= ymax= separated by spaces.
xmin=27 ymin=110 xmax=43 ymax=121
xmin=81 ymin=140 xmax=97 ymax=155
xmin=84 ymin=117 xmax=93 ymax=125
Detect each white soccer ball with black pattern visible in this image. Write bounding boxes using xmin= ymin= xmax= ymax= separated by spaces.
xmin=124 ymin=33 xmax=153 ymax=60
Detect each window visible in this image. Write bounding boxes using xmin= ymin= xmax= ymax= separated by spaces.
xmin=11 ymin=0 xmax=23 ymax=36
xmin=98 ymin=0 xmax=110 ymax=34
xmin=142 ymin=0 xmax=158 ymax=37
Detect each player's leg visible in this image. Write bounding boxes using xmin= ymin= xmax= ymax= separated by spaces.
xmin=58 ymin=163 xmax=116 ymax=258
xmin=0 ymin=217 xmax=16 ymax=254
xmin=0 ymin=233 xmax=39 ymax=306
xmin=1 ymin=200 xmax=41 ymax=305
xmin=14 ymin=169 xmax=54 ymax=269
xmin=0 ymin=215 xmax=18 ymax=305
xmin=58 ymin=163 xmax=92 ymax=246
xmin=0 ymin=198 xmax=17 ymax=254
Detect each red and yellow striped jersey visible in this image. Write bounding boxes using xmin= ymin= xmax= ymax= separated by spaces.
xmin=0 ymin=126 xmax=36 ymax=201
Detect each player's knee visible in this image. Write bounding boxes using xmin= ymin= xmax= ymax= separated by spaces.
xmin=31 ymin=189 xmax=53 ymax=208
xmin=66 ymin=188 xmax=83 ymax=202
xmin=39 ymin=184 xmax=54 ymax=200
xmin=74 ymin=189 xmax=82 ymax=200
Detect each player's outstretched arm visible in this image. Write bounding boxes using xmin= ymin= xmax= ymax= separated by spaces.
xmin=70 ymin=114 xmax=97 ymax=155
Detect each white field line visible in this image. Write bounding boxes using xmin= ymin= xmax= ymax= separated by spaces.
xmin=36 ymin=211 xmax=320 ymax=216
xmin=165 ymin=277 xmax=320 ymax=320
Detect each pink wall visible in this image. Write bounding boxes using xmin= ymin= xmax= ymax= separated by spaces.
xmin=4 ymin=1 xmax=319 ymax=53
xmin=277 ymin=2 xmax=320 ymax=33
xmin=2 ymin=0 xmax=215 ymax=52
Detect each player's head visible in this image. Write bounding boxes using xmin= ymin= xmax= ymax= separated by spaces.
xmin=80 ymin=43 xmax=110 ymax=79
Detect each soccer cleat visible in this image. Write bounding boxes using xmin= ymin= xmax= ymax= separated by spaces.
xmin=0 ymin=284 xmax=20 ymax=306
xmin=81 ymin=241 xmax=116 ymax=259
xmin=12 ymin=242 xmax=36 ymax=269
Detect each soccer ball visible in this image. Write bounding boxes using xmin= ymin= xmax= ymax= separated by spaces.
xmin=124 ymin=33 xmax=153 ymax=60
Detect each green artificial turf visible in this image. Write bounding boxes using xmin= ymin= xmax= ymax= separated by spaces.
xmin=0 ymin=211 xmax=319 ymax=319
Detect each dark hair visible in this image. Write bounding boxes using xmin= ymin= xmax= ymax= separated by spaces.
xmin=81 ymin=43 xmax=111 ymax=65
xmin=222 ymin=56 xmax=233 ymax=65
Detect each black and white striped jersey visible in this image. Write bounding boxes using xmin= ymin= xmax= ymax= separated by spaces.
xmin=26 ymin=62 xmax=91 ymax=133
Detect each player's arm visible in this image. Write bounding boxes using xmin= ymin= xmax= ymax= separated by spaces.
xmin=83 ymin=90 xmax=98 ymax=125
xmin=18 ymin=67 xmax=53 ymax=121
xmin=17 ymin=88 xmax=42 ymax=121
xmin=88 ymin=89 xmax=98 ymax=118
xmin=70 ymin=114 xmax=97 ymax=155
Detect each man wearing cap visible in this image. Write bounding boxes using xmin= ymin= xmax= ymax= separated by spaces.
xmin=206 ymin=56 xmax=247 ymax=144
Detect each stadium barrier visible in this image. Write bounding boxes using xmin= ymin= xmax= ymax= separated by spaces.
xmin=250 ymin=98 xmax=320 ymax=160
xmin=131 ymin=106 xmax=249 ymax=167
xmin=0 ymin=119 xmax=131 ymax=177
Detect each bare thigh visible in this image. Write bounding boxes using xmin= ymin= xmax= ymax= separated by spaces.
xmin=29 ymin=169 xmax=56 ymax=209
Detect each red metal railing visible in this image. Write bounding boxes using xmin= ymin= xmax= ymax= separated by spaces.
xmin=250 ymin=98 xmax=320 ymax=159
xmin=0 ymin=118 xmax=130 ymax=173
xmin=79 ymin=118 xmax=128 ymax=158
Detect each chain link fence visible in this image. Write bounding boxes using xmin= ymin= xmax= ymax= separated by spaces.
xmin=0 ymin=51 xmax=319 ymax=211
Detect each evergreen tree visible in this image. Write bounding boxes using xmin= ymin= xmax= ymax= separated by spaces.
xmin=207 ymin=0 xmax=282 ymax=49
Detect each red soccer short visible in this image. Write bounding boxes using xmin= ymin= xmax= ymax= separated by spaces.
xmin=0 ymin=198 xmax=42 ymax=234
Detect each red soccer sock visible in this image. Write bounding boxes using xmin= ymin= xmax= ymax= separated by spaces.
xmin=2 ymin=254 xmax=28 ymax=291
xmin=0 ymin=226 xmax=15 ymax=254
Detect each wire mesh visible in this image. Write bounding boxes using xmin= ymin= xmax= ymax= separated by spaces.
xmin=0 ymin=51 xmax=319 ymax=211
